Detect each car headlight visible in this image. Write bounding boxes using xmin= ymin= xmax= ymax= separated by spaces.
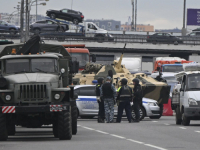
xmin=188 ymin=98 xmax=198 ymax=105
xmin=54 ymin=94 xmax=60 ymax=100
xmin=148 ymin=102 xmax=157 ymax=106
xmin=5 ymin=95 xmax=11 ymax=101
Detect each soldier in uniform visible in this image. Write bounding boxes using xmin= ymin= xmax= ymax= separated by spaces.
xmin=100 ymin=76 xmax=116 ymax=123
xmin=132 ymin=78 xmax=143 ymax=123
xmin=116 ymin=78 xmax=132 ymax=123
xmin=96 ymin=77 xmax=105 ymax=123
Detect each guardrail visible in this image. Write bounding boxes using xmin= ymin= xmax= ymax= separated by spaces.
xmin=0 ymin=32 xmax=200 ymax=45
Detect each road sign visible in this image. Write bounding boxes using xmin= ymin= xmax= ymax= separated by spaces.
xmin=187 ymin=9 xmax=200 ymax=26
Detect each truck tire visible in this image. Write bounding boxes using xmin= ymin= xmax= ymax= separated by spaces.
xmin=7 ymin=123 xmax=15 ymax=136
xmin=175 ymin=107 xmax=182 ymax=125
xmin=71 ymin=101 xmax=77 ymax=135
xmin=53 ymin=122 xmax=58 ymax=138
xmin=182 ymin=113 xmax=190 ymax=126
xmin=57 ymin=111 xmax=72 ymax=140
xmin=96 ymin=35 xmax=105 ymax=43
xmin=0 ymin=114 xmax=8 ymax=141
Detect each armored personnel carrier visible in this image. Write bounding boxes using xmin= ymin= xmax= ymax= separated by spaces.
xmin=0 ymin=36 xmax=79 ymax=141
xmin=73 ymin=53 xmax=171 ymax=105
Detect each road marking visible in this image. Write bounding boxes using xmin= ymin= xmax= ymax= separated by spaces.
xmin=95 ymin=130 xmax=109 ymax=134
xmin=110 ymin=134 xmax=126 ymax=139
xmin=152 ymin=121 xmax=158 ymax=123
xmin=144 ymin=144 xmax=168 ymax=150
xmin=164 ymin=123 xmax=170 ymax=126
xmin=82 ymin=127 xmax=94 ymax=130
xmin=127 ymin=139 xmax=144 ymax=144
xmin=195 ymin=131 xmax=200 ymax=133
xmin=179 ymin=127 xmax=186 ymax=129
xmin=77 ymin=125 xmax=81 ymax=127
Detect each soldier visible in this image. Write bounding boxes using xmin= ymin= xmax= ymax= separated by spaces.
xmin=132 ymin=78 xmax=143 ymax=123
xmin=96 ymin=77 xmax=105 ymax=123
xmin=101 ymin=76 xmax=116 ymax=123
xmin=116 ymin=78 xmax=132 ymax=123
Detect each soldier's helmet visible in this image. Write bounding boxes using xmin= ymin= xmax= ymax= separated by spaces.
xmin=132 ymin=78 xmax=139 ymax=85
xmin=120 ymin=78 xmax=128 ymax=85
xmin=97 ymin=77 xmax=104 ymax=84
xmin=106 ymin=76 xmax=112 ymax=81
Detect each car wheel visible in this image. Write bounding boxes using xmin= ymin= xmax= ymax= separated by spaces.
xmin=73 ymin=19 xmax=79 ymax=25
xmin=174 ymin=41 xmax=179 ymax=45
xmin=153 ymin=40 xmax=157 ymax=44
xmin=50 ymin=13 xmax=56 ymax=19
xmin=149 ymin=115 xmax=161 ymax=119
xmin=34 ymin=28 xmax=40 ymax=35
xmin=182 ymin=112 xmax=190 ymax=126
xmin=175 ymin=107 xmax=182 ymax=125
xmin=132 ymin=106 xmax=145 ymax=121
xmin=9 ymin=29 xmax=16 ymax=35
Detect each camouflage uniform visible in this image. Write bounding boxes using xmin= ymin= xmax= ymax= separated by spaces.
xmin=100 ymin=81 xmax=116 ymax=123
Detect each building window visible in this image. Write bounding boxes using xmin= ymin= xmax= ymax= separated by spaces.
xmin=108 ymin=22 xmax=112 ymax=27
xmin=95 ymin=22 xmax=99 ymax=27
xmin=121 ymin=27 xmax=124 ymax=30
xmin=102 ymin=25 xmax=105 ymax=29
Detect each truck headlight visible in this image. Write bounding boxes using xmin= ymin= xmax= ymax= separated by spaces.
xmin=54 ymin=94 xmax=60 ymax=100
xmin=148 ymin=102 xmax=157 ymax=106
xmin=188 ymin=98 xmax=198 ymax=105
xmin=5 ymin=95 xmax=11 ymax=101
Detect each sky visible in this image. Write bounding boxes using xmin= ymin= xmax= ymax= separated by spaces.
xmin=0 ymin=0 xmax=199 ymax=29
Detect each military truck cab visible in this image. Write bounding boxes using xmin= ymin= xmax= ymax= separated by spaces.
xmin=0 ymin=42 xmax=79 ymax=141
xmin=172 ymin=63 xmax=200 ymax=126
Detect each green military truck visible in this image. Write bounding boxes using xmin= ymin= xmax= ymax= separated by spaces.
xmin=0 ymin=41 xmax=79 ymax=141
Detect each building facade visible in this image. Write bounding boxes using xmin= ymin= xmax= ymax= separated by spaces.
xmin=121 ymin=24 xmax=154 ymax=32
xmin=85 ymin=19 xmax=121 ymax=31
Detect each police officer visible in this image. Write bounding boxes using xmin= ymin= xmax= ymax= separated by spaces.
xmin=132 ymin=78 xmax=143 ymax=123
xmin=100 ymin=76 xmax=116 ymax=123
xmin=116 ymin=78 xmax=132 ymax=123
xmin=96 ymin=77 xmax=105 ymax=123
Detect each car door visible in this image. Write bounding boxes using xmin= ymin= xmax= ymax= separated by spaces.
xmin=77 ymin=86 xmax=98 ymax=115
xmin=35 ymin=21 xmax=46 ymax=31
xmin=46 ymin=20 xmax=58 ymax=31
xmin=0 ymin=21 xmax=8 ymax=31
xmin=164 ymin=33 xmax=172 ymax=43
xmin=60 ymin=9 xmax=70 ymax=20
xmin=154 ymin=33 xmax=163 ymax=42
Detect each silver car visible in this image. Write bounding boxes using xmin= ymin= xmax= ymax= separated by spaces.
xmin=75 ymin=85 xmax=161 ymax=120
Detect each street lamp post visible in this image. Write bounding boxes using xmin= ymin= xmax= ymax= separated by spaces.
xmin=135 ymin=0 xmax=137 ymax=31
xmin=20 ymin=0 xmax=25 ymax=43
xmin=131 ymin=0 xmax=134 ymax=31
xmin=182 ymin=0 xmax=187 ymax=36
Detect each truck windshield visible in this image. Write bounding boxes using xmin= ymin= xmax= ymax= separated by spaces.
xmin=71 ymin=53 xmax=89 ymax=68
xmin=162 ymin=65 xmax=183 ymax=72
xmin=31 ymin=58 xmax=58 ymax=73
xmin=187 ymin=74 xmax=200 ymax=90
xmin=6 ymin=59 xmax=29 ymax=74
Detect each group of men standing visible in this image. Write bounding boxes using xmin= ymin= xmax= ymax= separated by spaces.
xmin=96 ymin=76 xmax=143 ymax=123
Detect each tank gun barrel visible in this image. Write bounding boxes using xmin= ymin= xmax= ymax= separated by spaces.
xmin=115 ymin=43 xmax=126 ymax=69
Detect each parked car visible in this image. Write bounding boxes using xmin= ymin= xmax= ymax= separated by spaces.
xmin=146 ymin=33 xmax=183 ymax=45
xmin=75 ymin=85 xmax=161 ymax=120
xmin=46 ymin=9 xmax=84 ymax=25
xmin=187 ymin=31 xmax=200 ymax=37
xmin=0 ymin=20 xmax=20 ymax=34
xmin=30 ymin=19 xmax=69 ymax=34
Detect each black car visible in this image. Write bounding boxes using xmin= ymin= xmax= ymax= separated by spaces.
xmin=146 ymin=33 xmax=183 ymax=45
xmin=46 ymin=9 xmax=84 ymax=25
xmin=30 ymin=19 xmax=69 ymax=34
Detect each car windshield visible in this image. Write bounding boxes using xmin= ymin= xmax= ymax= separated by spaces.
xmin=167 ymin=81 xmax=178 ymax=93
xmin=187 ymin=74 xmax=200 ymax=90
xmin=70 ymin=53 xmax=89 ymax=68
xmin=5 ymin=58 xmax=58 ymax=74
xmin=31 ymin=58 xmax=58 ymax=73
xmin=6 ymin=59 xmax=29 ymax=74
xmin=162 ymin=65 xmax=183 ymax=72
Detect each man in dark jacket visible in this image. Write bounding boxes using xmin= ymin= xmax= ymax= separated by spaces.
xmin=96 ymin=77 xmax=105 ymax=123
xmin=116 ymin=78 xmax=132 ymax=123
xmin=132 ymin=78 xmax=143 ymax=123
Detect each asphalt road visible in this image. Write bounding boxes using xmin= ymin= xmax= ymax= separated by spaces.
xmin=1 ymin=116 xmax=200 ymax=150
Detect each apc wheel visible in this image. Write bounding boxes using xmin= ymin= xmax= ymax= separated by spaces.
xmin=57 ymin=111 xmax=72 ymax=140
xmin=182 ymin=113 xmax=190 ymax=126
xmin=132 ymin=106 xmax=145 ymax=121
xmin=175 ymin=107 xmax=182 ymax=125
xmin=71 ymin=101 xmax=77 ymax=135
xmin=0 ymin=114 xmax=8 ymax=141
xmin=53 ymin=122 xmax=58 ymax=138
xmin=7 ymin=123 xmax=15 ymax=136
xmin=50 ymin=13 xmax=56 ymax=19
xmin=73 ymin=19 xmax=79 ymax=25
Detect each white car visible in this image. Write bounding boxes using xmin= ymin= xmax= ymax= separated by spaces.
xmin=75 ymin=85 xmax=161 ymax=120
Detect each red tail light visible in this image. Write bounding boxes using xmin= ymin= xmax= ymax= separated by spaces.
xmin=147 ymin=36 xmax=149 ymax=38
xmin=81 ymin=15 xmax=84 ymax=18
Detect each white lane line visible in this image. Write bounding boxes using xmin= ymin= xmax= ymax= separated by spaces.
xmin=144 ymin=144 xmax=168 ymax=150
xmin=77 ymin=125 xmax=81 ymax=127
xmin=179 ymin=127 xmax=186 ymax=129
xmin=152 ymin=121 xmax=158 ymax=123
xmin=95 ymin=130 xmax=109 ymax=134
xmin=195 ymin=131 xmax=200 ymax=133
xmin=127 ymin=139 xmax=144 ymax=144
xmin=110 ymin=134 xmax=126 ymax=139
xmin=82 ymin=127 xmax=94 ymax=130
xmin=164 ymin=123 xmax=170 ymax=126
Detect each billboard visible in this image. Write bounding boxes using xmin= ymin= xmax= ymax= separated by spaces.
xmin=187 ymin=9 xmax=200 ymax=26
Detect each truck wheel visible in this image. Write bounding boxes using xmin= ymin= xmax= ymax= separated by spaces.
xmin=50 ymin=13 xmax=56 ymax=19
xmin=71 ymin=101 xmax=77 ymax=135
xmin=96 ymin=35 xmax=104 ymax=43
xmin=0 ymin=114 xmax=8 ymax=141
xmin=182 ymin=113 xmax=190 ymax=126
xmin=73 ymin=19 xmax=79 ymax=25
xmin=53 ymin=122 xmax=58 ymax=138
xmin=7 ymin=123 xmax=15 ymax=136
xmin=175 ymin=107 xmax=182 ymax=125
xmin=57 ymin=111 xmax=72 ymax=140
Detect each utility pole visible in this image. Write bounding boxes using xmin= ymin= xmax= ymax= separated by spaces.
xmin=135 ymin=0 xmax=137 ymax=31
xmin=20 ymin=0 xmax=24 ymax=43
xmin=36 ymin=0 xmax=37 ymax=21
xmin=25 ymin=0 xmax=28 ymax=41
xmin=182 ymin=0 xmax=187 ymax=36
xmin=17 ymin=5 xmax=20 ymax=26
xmin=131 ymin=0 xmax=135 ymax=31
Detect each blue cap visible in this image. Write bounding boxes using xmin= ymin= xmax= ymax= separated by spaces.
xmin=92 ymin=80 xmax=98 ymax=84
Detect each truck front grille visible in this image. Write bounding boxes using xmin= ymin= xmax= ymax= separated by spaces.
xmin=19 ymin=84 xmax=47 ymax=100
